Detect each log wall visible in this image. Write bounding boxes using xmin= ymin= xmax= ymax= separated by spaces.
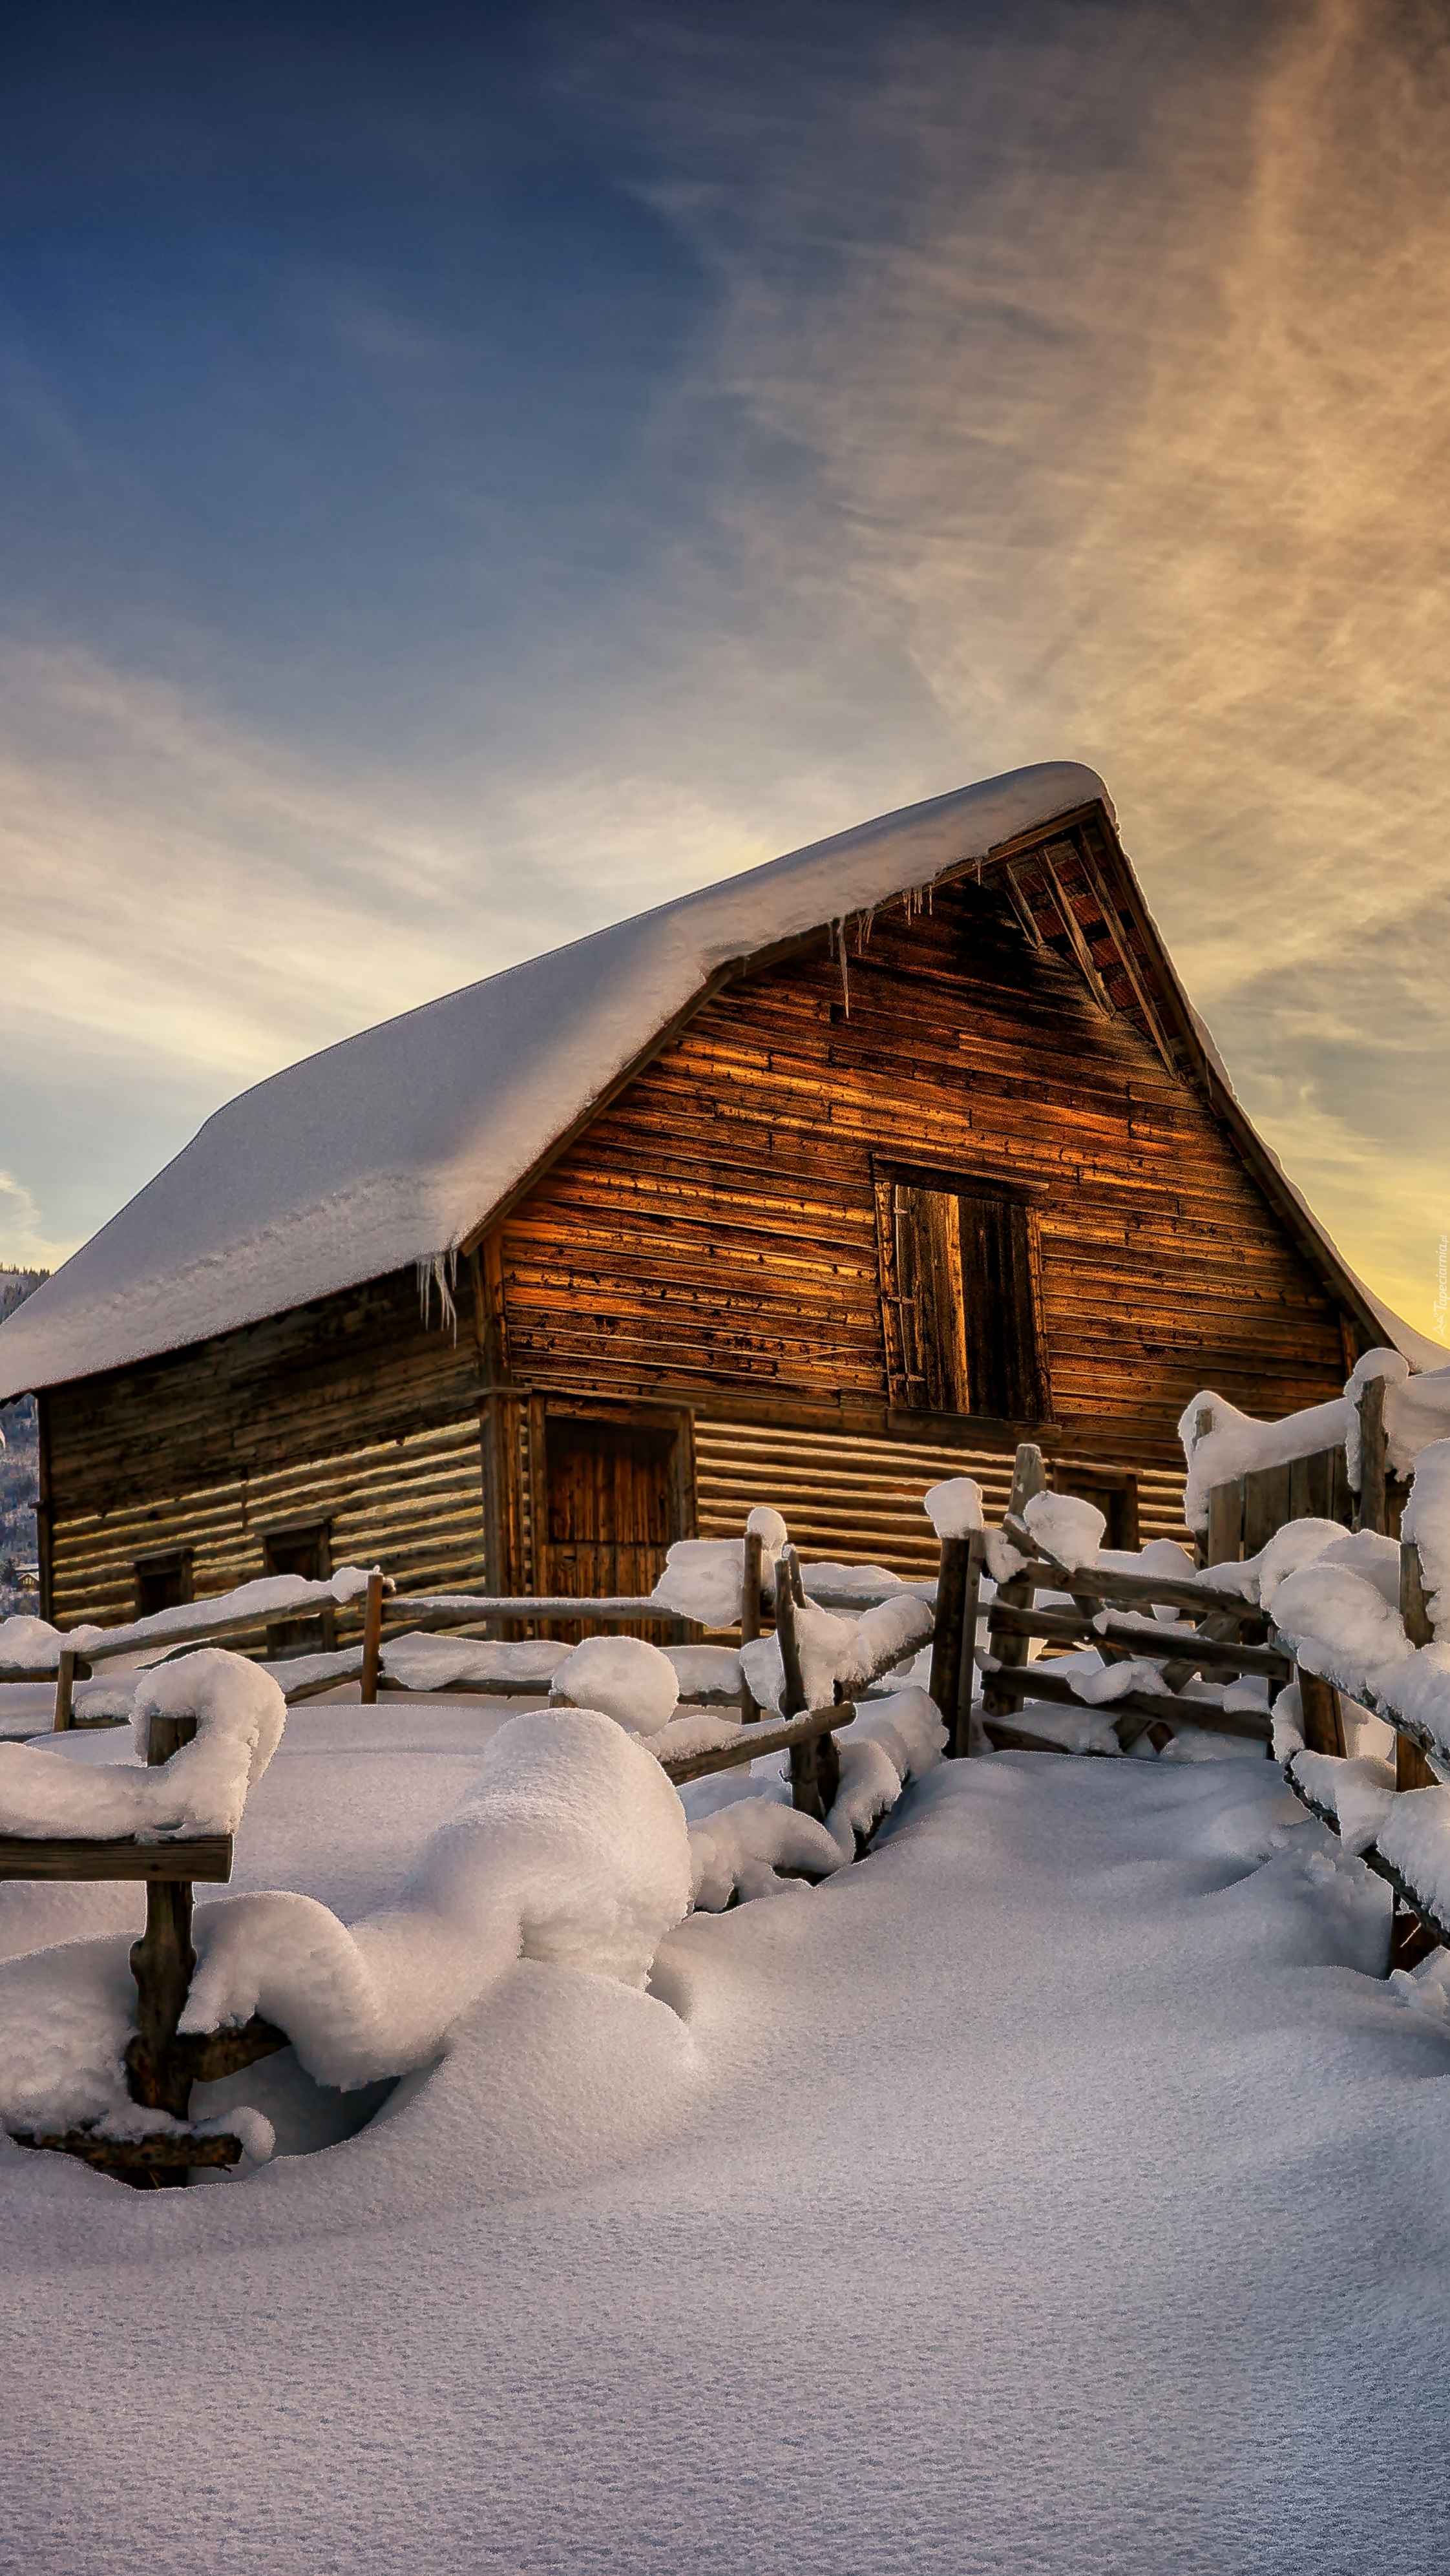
xmin=48 ymin=1418 xmax=489 ymax=1634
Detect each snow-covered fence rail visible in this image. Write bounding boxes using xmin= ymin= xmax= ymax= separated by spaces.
xmin=958 ymin=1441 xmax=1287 ymax=1758
xmin=1203 ymin=1439 xmax=1450 ymax=1969
xmin=0 ymin=1654 xmax=289 ymax=2183
xmin=1187 ymin=1350 xmax=1450 ymax=1567
xmin=0 ymin=1567 xmax=389 ymax=1730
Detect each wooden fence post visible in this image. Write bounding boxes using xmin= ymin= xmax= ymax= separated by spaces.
xmin=983 ymin=1445 xmax=1045 ymax=1721
xmin=929 ymin=1535 xmax=970 ymax=1757
xmin=1206 ymin=1478 xmax=1245 ymax=1569
xmin=777 ymin=1545 xmax=839 ymax=1823
xmin=740 ymin=1529 xmax=764 ymax=1724
xmin=1357 ymin=1375 xmax=1388 ymax=1536
xmin=1193 ymin=1407 xmax=1214 ymax=1568
xmin=1398 ymin=1538 xmax=1438 ymax=1789
xmin=125 ymin=1712 xmax=200 ymax=2137
xmin=53 ymin=1648 xmax=78 ymax=1733
xmin=1297 ymin=1666 xmax=1346 ymax=1759
xmin=955 ymin=1533 xmax=985 ymax=1759
xmin=775 ymin=1551 xmax=806 ymax=1721
xmin=360 ymin=1570 xmax=384 ymax=1706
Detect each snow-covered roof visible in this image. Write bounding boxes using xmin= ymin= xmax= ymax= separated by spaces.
xmin=0 ymin=758 xmax=1441 ymax=1397
xmin=0 ymin=765 xmax=1108 ymax=1395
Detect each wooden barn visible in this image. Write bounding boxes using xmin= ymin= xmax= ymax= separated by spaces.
xmin=0 ymin=762 xmax=1423 ymax=1639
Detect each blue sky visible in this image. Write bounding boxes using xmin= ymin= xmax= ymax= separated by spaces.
xmin=3 ymin=0 xmax=1447 ymax=1339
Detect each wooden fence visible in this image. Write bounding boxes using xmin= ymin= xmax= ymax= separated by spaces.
xmin=1201 ymin=1372 xmax=1411 ymax=1565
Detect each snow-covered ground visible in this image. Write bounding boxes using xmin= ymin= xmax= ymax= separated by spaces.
xmin=3 ymin=1693 xmax=1448 ymax=2572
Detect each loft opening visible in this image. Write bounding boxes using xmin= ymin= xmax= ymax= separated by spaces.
xmin=874 ymin=1160 xmax=1050 ymax=1424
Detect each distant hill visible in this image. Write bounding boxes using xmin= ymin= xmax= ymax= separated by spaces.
xmin=0 ymin=1271 xmax=46 ymax=1613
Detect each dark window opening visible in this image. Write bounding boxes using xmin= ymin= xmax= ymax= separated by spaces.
xmin=262 ymin=1520 xmax=335 ymax=1659
xmin=1051 ymin=1465 xmax=1139 ymax=1553
xmin=879 ymin=1175 xmax=1045 ymax=1421
xmin=134 ymin=1550 xmax=193 ymax=1621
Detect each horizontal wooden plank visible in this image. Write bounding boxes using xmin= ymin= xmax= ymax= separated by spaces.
xmin=0 ymin=1834 xmax=234 ymax=1881
xmin=984 ymin=1662 xmax=1272 ymax=1743
xmin=658 ymin=1700 xmax=852 ymax=1785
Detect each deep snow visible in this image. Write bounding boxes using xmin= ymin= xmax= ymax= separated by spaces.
xmin=1 ymin=1695 xmax=1449 ymax=2572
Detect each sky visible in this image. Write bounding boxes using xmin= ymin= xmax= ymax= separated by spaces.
xmin=2 ymin=0 xmax=1447 ymax=1343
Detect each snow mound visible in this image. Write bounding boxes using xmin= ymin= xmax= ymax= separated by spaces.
xmin=1377 ymin=1786 xmax=1450 ymax=1931
xmin=823 ymin=1688 xmax=947 ymax=1856
xmin=552 ymin=1635 xmax=679 ymax=1735
xmin=0 ymin=1650 xmax=285 ymax=1841
xmin=923 ymin=1478 xmax=984 ymax=1540
xmin=181 ymin=1710 xmax=693 ymax=2090
xmin=1288 ymin=1750 xmax=1398 ymax=1855
xmin=688 ymin=1799 xmax=844 ymax=1910
xmin=1022 ymin=1490 xmax=1105 ymax=1570
xmin=382 ymin=1635 xmax=564 ymax=1693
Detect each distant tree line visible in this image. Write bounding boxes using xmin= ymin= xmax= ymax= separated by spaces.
xmin=0 ymin=1270 xmax=45 ymax=1611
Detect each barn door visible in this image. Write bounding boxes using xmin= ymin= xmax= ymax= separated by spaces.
xmin=540 ymin=1412 xmax=688 ymax=1616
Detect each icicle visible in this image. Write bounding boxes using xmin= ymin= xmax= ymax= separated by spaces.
xmin=416 ymin=1250 xmax=459 ymax=1340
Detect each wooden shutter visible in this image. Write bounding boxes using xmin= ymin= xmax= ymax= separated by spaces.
xmin=892 ymin=1184 xmax=971 ymax=1412
xmin=877 ymin=1172 xmax=1047 ymax=1423
xmin=957 ymin=1193 xmax=1044 ymax=1422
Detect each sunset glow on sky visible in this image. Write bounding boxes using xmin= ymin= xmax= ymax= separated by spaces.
xmin=3 ymin=0 xmax=1447 ymax=1339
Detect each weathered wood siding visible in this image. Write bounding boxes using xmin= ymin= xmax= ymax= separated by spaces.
xmin=693 ymin=1420 xmax=1190 ymax=1580
xmin=498 ymin=869 xmax=1350 ymax=1447
xmin=48 ymin=1418 xmax=488 ymax=1634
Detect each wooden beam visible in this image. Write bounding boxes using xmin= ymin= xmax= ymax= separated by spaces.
xmin=978 ymin=1555 xmax=1268 ymax=1627
xmin=999 ymin=862 xmax=1045 ymax=949
xmin=0 ymin=1834 xmax=233 ymax=1882
xmin=1298 ymin=1667 xmax=1346 ymax=1759
xmin=980 ymin=1659 xmax=1272 ymax=1743
xmin=1072 ymin=835 xmax=1178 ymax=1075
xmin=52 ymin=1647 xmax=79 ymax=1732
xmin=929 ymin=1533 xmax=971 ymax=1752
xmin=658 ymin=1699 xmax=852 ymax=1785
xmin=360 ymin=1569 xmax=384 ymax=1705
xmin=1394 ymin=1553 xmax=1438 ymax=1790
xmin=957 ymin=1531 xmax=985 ymax=1759
xmin=740 ymin=1528 xmax=764 ymax=1723
xmin=1031 ymin=845 xmax=1113 ymax=1013
xmin=9 ymin=2130 xmax=244 ymax=2178
xmin=1357 ymin=1376 xmax=1389 ymax=1534
xmin=986 ymin=1600 xmax=1290 ymax=1680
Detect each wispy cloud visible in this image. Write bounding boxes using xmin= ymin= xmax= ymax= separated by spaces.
xmin=5 ymin=0 xmax=1448 ymax=1339
xmin=571 ymin=0 xmax=1450 ymax=1332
